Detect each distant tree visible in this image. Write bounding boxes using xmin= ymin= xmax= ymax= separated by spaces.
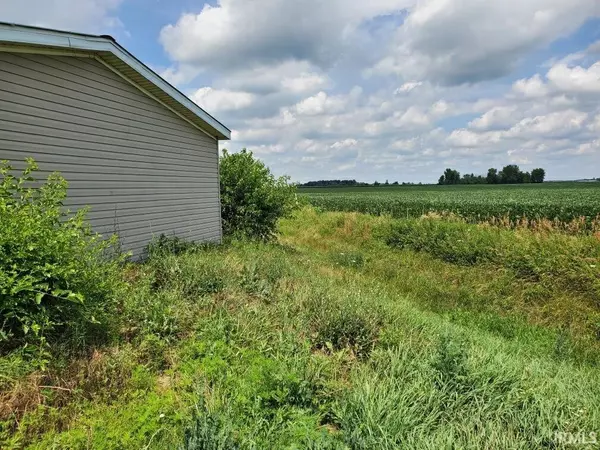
xmin=531 ymin=168 xmax=545 ymax=183
xmin=486 ymin=168 xmax=499 ymax=184
xmin=499 ymin=165 xmax=522 ymax=184
xmin=443 ymin=168 xmax=461 ymax=185
xmin=461 ymin=173 xmax=486 ymax=184
xmin=438 ymin=175 xmax=445 ymax=185
xmin=300 ymin=179 xmax=363 ymax=187
xmin=385 ymin=179 xmax=389 ymax=186
xmin=392 ymin=181 xmax=399 ymax=185
xmin=373 ymin=181 xmax=380 ymax=186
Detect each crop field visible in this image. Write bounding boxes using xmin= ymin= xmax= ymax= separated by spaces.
xmin=301 ymin=182 xmax=600 ymax=225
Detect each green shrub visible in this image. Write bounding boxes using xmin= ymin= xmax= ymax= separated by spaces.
xmin=0 ymin=159 xmax=125 ymax=359
xmin=220 ymin=149 xmax=298 ymax=239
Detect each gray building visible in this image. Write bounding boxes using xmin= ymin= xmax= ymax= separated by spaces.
xmin=0 ymin=22 xmax=230 ymax=257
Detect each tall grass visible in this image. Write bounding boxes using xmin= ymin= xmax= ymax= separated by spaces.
xmin=2 ymin=209 xmax=600 ymax=448
xmin=384 ymin=216 xmax=600 ymax=297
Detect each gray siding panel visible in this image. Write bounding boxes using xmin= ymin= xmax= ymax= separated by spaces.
xmin=0 ymin=60 xmax=201 ymax=133
xmin=0 ymin=52 xmax=222 ymax=257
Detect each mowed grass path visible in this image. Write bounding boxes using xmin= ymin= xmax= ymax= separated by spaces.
xmin=3 ymin=209 xmax=600 ymax=448
xmin=301 ymin=182 xmax=600 ymax=225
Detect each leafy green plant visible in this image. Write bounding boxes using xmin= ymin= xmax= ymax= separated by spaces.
xmin=220 ymin=149 xmax=298 ymax=239
xmin=0 ymin=159 xmax=125 ymax=360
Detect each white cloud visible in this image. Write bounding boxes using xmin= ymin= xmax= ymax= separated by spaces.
xmin=190 ymin=87 xmax=256 ymax=112
xmin=447 ymin=129 xmax=499 ymax=148
xmin=372 ymin=0 xmax=599 ymax=84
xmin=159 ymin=0 xmax=412 ymax=71
xmin=161 ymin=65 xmax=204 ymax=86
xmin=281 ymin=72 xmax=329 ymax=95
xmin=506 ymin=110 xmax=588 ymax=138
xmin=395 ymin=81 xmax=423 ymax=94
xmin=547 ymin=62 xmax=600 ymax=93
xmin=0 ymin=0 xmax=123 ymax=33
xmin=161 ymin=0 xmax=600 ymax=182
xmin=573 ymin=139 xmax=600 ymax=155
xmin=397 ymin=107 xmax=430 ymax=127
xmin=512 ymin=74 xmax=549 ymax=98
xmin=210 ymin=61 xmax=328 ymax=96
xmin=469 ymin=106 xmax=519 ymax=131
xmin=429 ymin=100 xmax=450 ymax=116
xmin=294 ymin=91 xmax=355 ymax=116
xmin=589 ymin=114 xmax=600 ymax=132
xmin=511 ymin=60 xmax=600 ymax=106
xmin=391 ymin=138 xmax=417 ymax=150
xmin=331 ymin=139 xmax=359 ymax=149
xmin=247 ymin=144 xmax=285 ymax=155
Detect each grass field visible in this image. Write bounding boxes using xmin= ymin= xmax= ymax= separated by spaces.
xmin=2 ymin=208 xmax=599 ymax=448
xmin=301 ymin=182 xmax=600 ymax=226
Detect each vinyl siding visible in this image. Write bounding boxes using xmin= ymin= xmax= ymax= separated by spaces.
xmin=0 ymin=52 xmax=222 ymax=258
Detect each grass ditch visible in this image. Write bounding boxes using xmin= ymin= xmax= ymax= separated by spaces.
xmin=1 ymin=208 xmax=600 ymax=448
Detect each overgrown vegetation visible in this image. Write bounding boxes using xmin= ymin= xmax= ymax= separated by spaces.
xmin=220 ymin=148 xmax=298 ymax=239
xmin=0 ymin=160 xmax=125 ymax=364
xmin=1 ymin=160 xmax=599 ymax=448
xmin=384 ymin=216 xmax=600 ymax=298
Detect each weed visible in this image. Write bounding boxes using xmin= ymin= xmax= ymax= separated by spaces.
xmin=146 ymin=234 xmax=201 ymax=258
xmin=306 ymin=294 xmax=382 ymax=358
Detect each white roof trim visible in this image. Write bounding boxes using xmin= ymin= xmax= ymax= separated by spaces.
xmin=0 ymin=22 xmax=231 ymax=140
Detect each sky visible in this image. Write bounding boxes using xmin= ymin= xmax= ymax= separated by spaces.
xmin=2 ymin=0 xmax=600 ymax=183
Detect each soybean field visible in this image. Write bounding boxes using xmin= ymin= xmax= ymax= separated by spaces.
xmin=301 ymin=182 xmax=600 ymax=225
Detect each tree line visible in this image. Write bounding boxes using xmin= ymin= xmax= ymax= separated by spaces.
xmin=299 ymin=179 xmax=423 ymax=187
xmin=300 ymin=179 xmax=369 ymax=187
xmin=438 ymin=165 xmax=545 ymax=185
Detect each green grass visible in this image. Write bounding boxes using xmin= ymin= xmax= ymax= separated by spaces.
xmin=301 ymin=182 xmax=600 ymax=225
xmin=2 ymin=208 xmax=600 ymax=448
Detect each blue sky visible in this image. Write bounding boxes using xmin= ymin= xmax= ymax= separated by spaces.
xmin=2 ymin=0 xmax=600 ymax=182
